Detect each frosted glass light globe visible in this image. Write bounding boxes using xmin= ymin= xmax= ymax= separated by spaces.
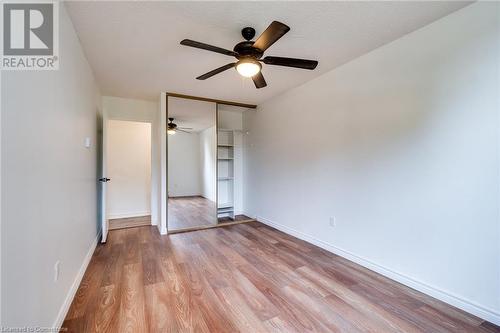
xmin=236 ymin=60 xmax=261 ymax=77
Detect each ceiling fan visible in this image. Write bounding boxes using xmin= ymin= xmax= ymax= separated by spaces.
xmin=180 ymin=21 xmax=318 ymax=89
xmin=167 ymin=118 xmax=192 ymax=135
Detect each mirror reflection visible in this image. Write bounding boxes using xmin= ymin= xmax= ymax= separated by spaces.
xmin=167 ymin=97 xmax=217 ymax=231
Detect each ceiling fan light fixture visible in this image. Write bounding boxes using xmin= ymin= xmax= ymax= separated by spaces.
xmin=236 ymin=59 xmax=261 ymax=78
xmin=181 ymin=21 xmax=317 ymax=88
xmin=167 ymin=129 xmax=176 ymax=135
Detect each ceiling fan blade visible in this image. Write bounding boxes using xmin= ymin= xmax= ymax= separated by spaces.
xmin=180 ymin=39 xmax=238 ymax=57
xmin=178 ymin=127 xmax=193 ymax=130
xmin=196 ymin=63 xmax=236 ymax=80
xmin=177 ymin=129 xmax=191 ymax=134
xmin=252 ymin=72 xmax=267 ymax=89
xmin=262 ymin=56 xmax=318 ymax=70
xmin=252 ymin=21 xmax=290 ymax=52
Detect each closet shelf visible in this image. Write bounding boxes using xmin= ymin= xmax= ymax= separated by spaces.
xmin=217 ymin=126 xmax=237 ymax=221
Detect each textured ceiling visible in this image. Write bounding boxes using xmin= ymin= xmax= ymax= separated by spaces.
xmin=66 ymin=1 xmax=471 ymax=105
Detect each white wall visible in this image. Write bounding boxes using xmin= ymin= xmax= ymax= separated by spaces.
xmin=107 ymin=120 xmax=151 ymax=219
xmin=244 ymin=2 xmax=500 ymax=324
xmin=102 ymin=96 xmax=159 ymax=225
xmin=218 ymin=109 xmax=244 ymax=130
xmin=199 ymin=126 xmax=216 ymax=202
xmin=168 ymin=132 xmax=201 ymax=197
xmin=103 ymin=96 xmax=157 ymax=123
xmin=1 ymin=3 xmax=101 ymax=328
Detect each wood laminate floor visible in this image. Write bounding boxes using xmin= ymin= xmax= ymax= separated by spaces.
xmin=62 ymin=222 xmax=499 ymax=333
xmin=168 ymin=196 xmax=216 ymax=231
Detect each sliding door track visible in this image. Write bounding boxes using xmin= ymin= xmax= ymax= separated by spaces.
xmin=167 ymin=218 xmax=256 ymax=235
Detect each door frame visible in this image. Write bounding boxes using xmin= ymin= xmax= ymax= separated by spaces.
xmin=100 ymin=108 xmax=109 ymax=242
xmin=101 ymin=111 xmax=157 ymax=241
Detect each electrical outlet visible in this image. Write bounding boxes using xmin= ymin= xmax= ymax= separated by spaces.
xmin=54 ymin=261 xmax=61 ymax=282
xmin=329 ymin=216 xmax=336 ymax=227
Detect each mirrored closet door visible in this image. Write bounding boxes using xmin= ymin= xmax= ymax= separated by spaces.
xmin=167 ymin=97 xmax=217 ymax=232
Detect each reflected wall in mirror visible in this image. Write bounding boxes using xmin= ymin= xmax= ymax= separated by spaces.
xmin=217 ymin=105 xmax=252 ymax=224
xmin=167 ymin=97 xmax=217 ymax=231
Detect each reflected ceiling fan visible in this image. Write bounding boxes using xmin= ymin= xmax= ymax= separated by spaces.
xmin=168 ymin=118 xmax=192 ymax=135
xmin=180 ymin=21 xmax=318 ymax=89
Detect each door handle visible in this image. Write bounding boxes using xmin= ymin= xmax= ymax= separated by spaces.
xmin=98 ymin=178 xmax=111 ymax=182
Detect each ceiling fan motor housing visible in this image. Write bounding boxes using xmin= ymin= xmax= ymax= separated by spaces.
xmin=234 ymin=41 xmax=263 ymax=59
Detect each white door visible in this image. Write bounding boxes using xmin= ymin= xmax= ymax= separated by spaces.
xmin=99 ymin=111 xmax=110 ymax=242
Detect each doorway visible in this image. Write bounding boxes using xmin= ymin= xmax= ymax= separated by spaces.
xmin=106 ymin=120 xmax=152 ymax=230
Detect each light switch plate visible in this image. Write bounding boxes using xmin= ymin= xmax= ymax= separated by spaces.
xmin=54 ymin=261 xmax=61 ymax=282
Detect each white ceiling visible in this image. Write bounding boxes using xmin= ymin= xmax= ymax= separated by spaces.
xmin=168 ymin=97 xmax=215 ymax=132
xmin=66 ymin=1 xmax=471 ymax=105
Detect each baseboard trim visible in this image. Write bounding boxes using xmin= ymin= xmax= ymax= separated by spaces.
xmin=256 ymin=215 xmax=500 ymax=326
xmin=53 ymin=231 xmax=101 ymax=330
xmin=107 ymin=211 xmax=151 ymax=219
xmin=239 ymin=212 xmax=255 ymax=219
